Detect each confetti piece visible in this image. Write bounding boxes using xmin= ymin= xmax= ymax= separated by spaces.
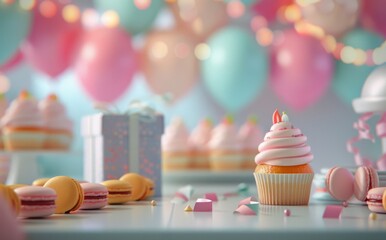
xmin=237 ymin=196 xmax=258 ymax=207
xmin=322 ymin=205 xmax=343 ymax=219
xmin=150 ymin=200 xmax=157 ymax=206
xmin=204 ymin=193 xmax=218 ymax=202
xmin=193 ymin=198 xmax=212 ymax=212
xmin=184 ymin=205 xmax=192 ymax=212
xmin=234 ymin=204 xmax=258 ymax=215
xmin=171 ymin=185 xmax=194 ymax=203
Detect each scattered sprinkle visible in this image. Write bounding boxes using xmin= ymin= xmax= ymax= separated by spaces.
xmin=150 ymin=200 xmax=157 ymax=206
xmin=184 ymin=205 xmax=192 ymax=212
xmin=284 ymin=209 xmax=291 ymax=217
xmin=342 ymin=201 xmax=348 ymax=208
xmin=369 ymin=212 xmax=377 ymax=220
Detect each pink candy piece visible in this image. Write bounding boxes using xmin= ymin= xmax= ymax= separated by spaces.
xmin=204 ymin=193 xmax=218 ymax=202
xmin=193 ymin=198 xmax=212 ymax=212
xmin=284 ymin=209 xmax=291 ymax=217
xmin=322 ymin=205 xmax=343 ymax=219
xmin=342 ymin=201 xmax=349 ymax=208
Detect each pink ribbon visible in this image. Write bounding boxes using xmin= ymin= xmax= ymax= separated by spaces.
xmin=376 ymin=113 xmax=386 ymax=170
xmin=347 ymin=113 xmax=374 ymax=167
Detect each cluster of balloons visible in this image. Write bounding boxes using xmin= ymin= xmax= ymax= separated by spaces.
xmin=1 ymin=0 xmax=386 ymax=113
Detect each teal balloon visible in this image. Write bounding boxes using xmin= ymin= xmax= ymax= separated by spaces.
xmin=94 ymin=0 xmax=164 ymax=35
xmin=0 ymin=2 xmax=31 ymax=65
xmin=333 ymin=29 xmax=383 ymax=105
xmin=202 ymin=27 xmax=268 ymax=113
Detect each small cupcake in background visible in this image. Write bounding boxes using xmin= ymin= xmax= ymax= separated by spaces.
xmin=238 ymin=116 xmax=263 ymax=170
xmin=209 ymin=115 xmax=242 ymax=171
xmin=0 ymin=94 xmax=8 ymax=150
xmin=162 ymin=117 xmax=191 ymax=171
xmin=188 ymin=118 xmax=213 ymax=170
xmin=1 ymin=90 xmax=45 ymax=150
xmin=39 ymin=93 xmax=73 ymax=150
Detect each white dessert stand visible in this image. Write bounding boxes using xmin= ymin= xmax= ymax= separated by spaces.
xmin=0 ymin=150 xmax=69 ymax=185
xmin=352 ymin=65 xmax=386 ymax=167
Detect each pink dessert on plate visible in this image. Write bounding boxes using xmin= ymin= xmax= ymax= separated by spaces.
xmin=238 ymin=116 xmax=263 ymax=170
xmin=208 ymin=116 xmax=242 ymax=171
xmin=1 ymin=91 xmax=45 ymax=150
xmin=188 ymin=118 xmax=213 ymax=170
xmin=162 ymin=117 xmax=191 ymax=170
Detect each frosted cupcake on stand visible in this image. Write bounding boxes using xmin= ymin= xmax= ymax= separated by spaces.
xmin=188 ymin=118 xmax=213 ymax=170
xmin=238 ymin=116 xmax=263 ymax=170
xmin=162 ymin=117 xmax=191 ymax=171
xmin=39 ymin=93 xmax=73 ymax=150
xmin=1 ymin=91 xmax=45 ymax=150
xmin=209 ymin=115 xmax=242 ymax=171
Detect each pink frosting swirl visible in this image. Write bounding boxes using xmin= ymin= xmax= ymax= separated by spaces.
xmin=209 ymin=122 xmax=241 ymax=151
xmin=39 ymin=97 xmax=73 ymax=132
xmin=1 ymin=97 xmax=44 ymax=128
xmin=188 ymin=119 xmax=212 ymax=151
xmin=255 ymin=121 xmax=313 ymax=166
xmin=162 ymin=118 xmax=190 ymax=152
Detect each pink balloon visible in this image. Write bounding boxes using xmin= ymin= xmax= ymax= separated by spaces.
xmin=361 ymin=0 xmax=386 ymax=37
xmin=0 ymin=50 xmax=23 ymax=72
xmin=22 ymin=1 xmax=82 ymax=78
xmin=74 ymin=27 xmax=138 ymax=103
xmin=270 ymin=30 xmax=333 ymax=111
xmin=251 ymin=0 xmax=293 ymax=23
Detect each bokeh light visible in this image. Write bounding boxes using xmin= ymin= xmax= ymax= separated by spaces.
xmin=340 ymin=46 xmax=356 ymax=64
xmin=227 ymin=0 xmax=245 ymax=19
xmin=2 ymin=0 xmax=15 ymax=5
xmin=82 ymin=8 xmax=99 ymax=29
xmin=39 ymin=0 xmax=57 ymax=18
xmin=256 ymin=28 xmax=273 ymax=46
xmin=101 ymin=10 xmax=120 ymax=28
xmin=150 ymin=41 xmax=168 ymax=60
xmin=62 ymin=4 xmax=80 ymax=23
xmin=134 ymin=0 xmax=151 ymax=10
xmin=19 ymin=0 xmax=35 ymax=10
xmin=284 ymin=4 xmax=301 ymax=22
xmin=250 ymin=16 xmax=267 ymax=32
xmin=194 ymin=43 xmax=211 ymax=60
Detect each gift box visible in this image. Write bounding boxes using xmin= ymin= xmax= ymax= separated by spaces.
xmin=82 ymin=111 xmax=164 ymax=197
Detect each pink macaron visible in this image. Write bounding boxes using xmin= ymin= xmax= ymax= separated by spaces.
xmin=354 ymin=166 xmax=379 ymax=202
xmin=325 ymin=166 xmax=354 ymax=201
xmin=14 ymin=186 xmax=57 ymax=218
xmin=366 ymin=187 xmax=386 ymax=213
xmin=80 ymin=183 xmax=108 ymax=210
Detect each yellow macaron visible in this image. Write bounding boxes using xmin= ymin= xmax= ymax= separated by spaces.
xmin=120 ymin=173 xmax=146 ymax=201
xmin=7 ymin=184 xmax=28 ymax=190
xmin=0 ymin=184 xmax=20 ymax=216
xmin=43 ymin=176 xmax=84 ymax=214
xmin=101 ymin=180 xmax=132 ymax=204
xmin=32 ymin=178 xmax=51 ymax=186
xmin=139 ymin=178 xmax=155 ymax=200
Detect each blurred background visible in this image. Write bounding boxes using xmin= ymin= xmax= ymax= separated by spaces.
xmin=0 ymin=0 xmax=385 ymax=180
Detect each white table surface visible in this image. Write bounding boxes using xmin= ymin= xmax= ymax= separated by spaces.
xmin=20 ymin=182 xmax=386 ymax=240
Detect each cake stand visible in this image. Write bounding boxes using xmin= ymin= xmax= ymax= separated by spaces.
xmin=0 ymin=150 xmax=69 ymax=185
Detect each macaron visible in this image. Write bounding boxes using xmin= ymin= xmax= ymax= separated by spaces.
xmin=140 ymin=178 xmax=155 ymax=200
xmin=43 ymin=176 xmax=84 ymax=214
xmin=0 ymin=184 xmax=20 ymax=216
xmin=32 ymin=178 xmax=51 ymax=186
xmin=80 ymin=183 xmax=108 ymax=210
xmin=7 ymin=184 xmax=28 ymax=190
xmin=101 ymin=180 xmax=132 ymax=204
xmin=120 ymin=173 xmax=146 ymax=201
xmin=366 ymin=187 xmax=386 ymax=214
xmin=14 ymin=186 xmax=57 ymax=218
xmin=354 ymin=166 xmax=379 ymax=202
xmin=325 ymin=167 xmax=354 ymax=201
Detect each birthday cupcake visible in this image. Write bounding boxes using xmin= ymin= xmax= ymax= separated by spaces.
xmin=238 ymin=116 xmax=263 ymax=170
xmin=39 ymin=93 xmax=73 ymax=150
xmin=0 ymin=94 xmax=8 ymax=150
xmin=208 ymin=116 xmax=242 ymax=171
xmin=254 ymin=110 xmax=314 ymax=205
xmin=188 ymin=118 xmax=213 ymax=169
xmin=1 ymin=91 xmax=45 ymax=150
xmin=162 ymin=117 xmax=191 ymax=171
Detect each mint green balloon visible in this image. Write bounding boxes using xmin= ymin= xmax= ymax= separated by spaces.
xmin=94 ymin=0 xmax=164 ymax=35
xmin=333 ymin=29 xmax=383 ymax=105
xmin=0 ymin=2 xmax=31 ymax=65
xmin=202 ymin=27 xmax=268 ymax=113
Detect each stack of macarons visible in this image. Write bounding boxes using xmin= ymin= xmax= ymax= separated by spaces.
xmin=323 ymin=165 xmax=386 ymax=213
